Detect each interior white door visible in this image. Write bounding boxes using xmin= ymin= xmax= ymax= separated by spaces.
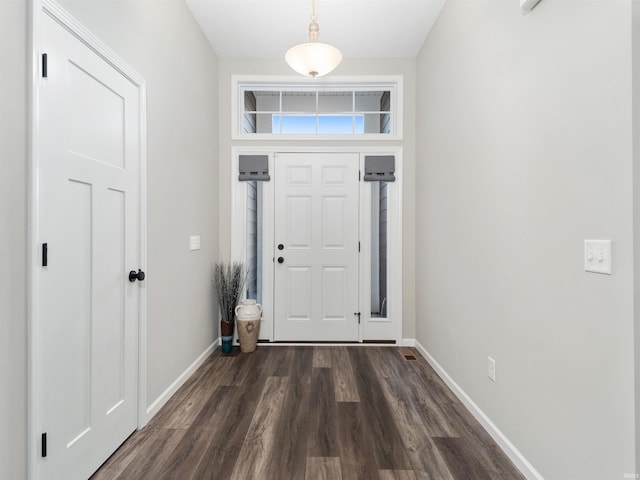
xmin=274 ymin=153 xmax=360 ymax=341
xmin=38 ymin=11 xmax=142 ymax=480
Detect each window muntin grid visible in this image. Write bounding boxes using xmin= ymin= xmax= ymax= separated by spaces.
xmin=240 ymin=87 xmax=394 ymax=137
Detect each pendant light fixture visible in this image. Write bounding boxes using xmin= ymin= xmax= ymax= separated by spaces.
xmin=285 ymin=0 xmax=342 ymax=78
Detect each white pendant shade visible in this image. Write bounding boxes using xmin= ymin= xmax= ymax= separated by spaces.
xmin=284 ymin=0 xmax=342 ymax=77
xmin=285 ymin=42 xmax=342 ymax=78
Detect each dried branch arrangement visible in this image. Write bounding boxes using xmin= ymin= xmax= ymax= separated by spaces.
xmin=213 ymin=261 xmax=247 ymax=324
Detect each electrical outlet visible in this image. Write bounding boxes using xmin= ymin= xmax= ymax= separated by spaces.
xmin=487 ymin=356 xmax=496 ymax=382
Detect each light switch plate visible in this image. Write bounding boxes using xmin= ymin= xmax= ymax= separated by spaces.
xmin=487 ymin=356 xmax=496 ymax=382
xmin=584 ymin=239 xmax=612 ymax=275
xmin=189 ymin=235 xmax=201 ymax=251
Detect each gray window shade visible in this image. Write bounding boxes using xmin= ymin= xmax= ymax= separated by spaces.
xmin=364 ymin=155 xmax=395 ymax=182
xmin=239 ymin=155 xmax=270 ymax=181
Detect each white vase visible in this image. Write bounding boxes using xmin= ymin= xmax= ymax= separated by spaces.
xmin=235 ymin=299 xmax=262 ymax=352
xmin=235 ymin=299 xmax=262 ymax=321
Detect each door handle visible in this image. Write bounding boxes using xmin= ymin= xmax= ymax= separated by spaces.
xmin=277 ymin=257 xmax=285 ymax=264
xmin=129 ymin=269 xmax=146 ymax=282
xmin=278 ymin=244 xmax=284 ymax=250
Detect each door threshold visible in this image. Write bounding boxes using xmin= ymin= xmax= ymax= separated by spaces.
xmin=253 ymin=340 xmax=397 ymax=346
xmin=271 ymin=340 xmax=359 ymax=344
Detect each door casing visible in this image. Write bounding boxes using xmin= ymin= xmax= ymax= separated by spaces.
xmin=230 ymin=146 xmax=403 ymax=344
xmin=28 ymin=1 xmax=148 ymax=478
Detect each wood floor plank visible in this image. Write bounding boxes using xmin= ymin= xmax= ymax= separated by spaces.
xmin=379 ymin=377 xmax=454 ymax=480
xmin=378 ymin=470 xmax=418 ymax=480
xmin=412 ymin=472 xmax=433 ymax=480
xmin=389 ymin=371 xmax=457 ymax=437
xmin=158 ymin=386 xmax=238 ymax=480
xmin=405 ymin=353 xmax=461 ymax=405
xmin=307 ymin=368 xmax=339 ymax=457
xmin=205 ymin=356 xmax=238 ymax=386
xmin=313 ymin=346 xmax=332 ymax=368
xmin=192 ymin=349 xmax=276 ymax=479
xmin=348 ymin=348 xmax=412 ymax=471
xmin=263 ymin=346 xmax=294 ymax=376
xmin=115 ymin=429 xmax=186 ymax=480
xmin=440 ymin=403 xmax=526 ymax=480
xmin=161 ymin=357 xmax=234 ymax=430
xmin=331 ymin=347 xmax=360 ymax=402
xmin=305 ymin=457 xmax=342 ymax=480
xmin=290 ymin=346 xmax=314 ymax=384
xmin=336 ymin=402 xmax=379 ymax=480
xmin=368 ymin=347 xmax=411 ymax=379
xmin=219 ymin=347 xmax=268 ymax=387
xmin=229 ymin=376 xmax=289 ymax=480
xmin=432 ymin=437 xmax=494 ymax=480
xmin=144 ymin=357 xmax=216 ymax=430
xmin=268 ymin=380 xmax=312 ymax=479
xmin=89 ymin=430 xmax=155 ymax=480
xmin=189 ymin=385 xmax=262 ymax=479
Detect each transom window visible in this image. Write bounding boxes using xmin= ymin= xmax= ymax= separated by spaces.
xmin=235 ymin=78 xmax=402 ymax=139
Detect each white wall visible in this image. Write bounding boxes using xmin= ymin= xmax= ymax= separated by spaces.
xmin=0 ymin=1 xmax=27 ymax=477
xmin=55 ymin=0 xmax=220 ymax=410
xmin=415 ymin=1 xmax=634 ymax=478
xmin=217 ymin=58 xmax=417 ymax=339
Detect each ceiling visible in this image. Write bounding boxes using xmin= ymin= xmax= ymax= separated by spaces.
xmin=185 ymin=0 xmax=446 ymax=59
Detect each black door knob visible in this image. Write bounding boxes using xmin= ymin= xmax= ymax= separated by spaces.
xmin=277 ymin=257 xmax=285 ymax=264
xmin=129 ymin=269 xmax=146 ymax=282
xmin=278 ymin=244 xmax=284 ymax=250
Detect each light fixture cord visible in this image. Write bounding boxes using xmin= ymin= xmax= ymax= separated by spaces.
xmin=308 ymin=0 xmax=319 ymax=43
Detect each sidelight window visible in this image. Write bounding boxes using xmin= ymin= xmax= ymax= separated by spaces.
xmin=371 ymin=181 xmax=388 ymax=318
xmin=246 ymin=180 xmax=263 ymax=305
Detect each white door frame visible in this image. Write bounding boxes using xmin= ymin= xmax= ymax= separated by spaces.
xmin=230 ymin=146 xmax=403 ymax=344
xmin=27 ymin=1 xmax=148 ymax=478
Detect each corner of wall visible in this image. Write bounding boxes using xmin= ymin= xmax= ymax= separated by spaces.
xmin=633 ymin=0 xmax=640 ymax=473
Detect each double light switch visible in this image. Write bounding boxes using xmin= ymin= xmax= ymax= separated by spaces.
xmin=584 ymin=239 xmax=612 ymax=275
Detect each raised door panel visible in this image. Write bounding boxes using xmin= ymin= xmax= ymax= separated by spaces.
xmin=68 ymin=61 xmax=125 ymax=169
xmin=287 ymin=196 xmax=312 ymax=249
xmin=63 ymin=180 xmax=93 ymax=449
xmin=321 ymin=196 xmax=348 ymax=249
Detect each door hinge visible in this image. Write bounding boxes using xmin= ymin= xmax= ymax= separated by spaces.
xmin=354 ymin=312 xmax=361 ymax=324
xmin=42 ymin=53 xmax=48 ymax=78
xmin=41 ymin=433 xmax=47 ymax=458
xmin=358 ymin=241 xmax=360 ymax=252
xmin=359 ymin=170 xmax=361 ymax=181
xmin=42 ymin=243 xmax=48 ymax=267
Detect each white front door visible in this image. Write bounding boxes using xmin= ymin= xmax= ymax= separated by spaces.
xmin=38 ymin=10 xmax=142 ymax=480
xmin=274 ymin=153 xmax=360 ymax=341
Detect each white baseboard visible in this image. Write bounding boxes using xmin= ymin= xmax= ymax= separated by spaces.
xmin=400 ymin=338 xmax=416 ymax=347
xmin=413 ymin=340 xmax=544 ymax=480
xmin=144 ymin=340 xmax=217 ymax=422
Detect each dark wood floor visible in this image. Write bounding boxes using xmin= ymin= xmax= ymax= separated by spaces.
xmin=91 ymin=347 xmax=524 ymax=480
